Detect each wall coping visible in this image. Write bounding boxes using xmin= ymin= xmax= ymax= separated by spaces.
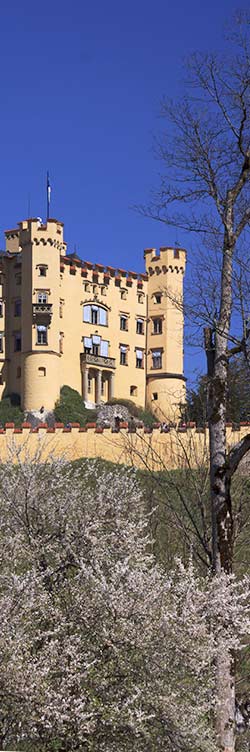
xmin=0 ymin=421 xmax=248 ymax=435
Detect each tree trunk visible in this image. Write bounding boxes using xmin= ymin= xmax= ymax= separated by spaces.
xmin=216 ymin=650 xmax=236 ymax=752
xmin=207 ymin=359 xmax=236 ymax=752
xmin=206 ymin=232 xmax=236 ymax=751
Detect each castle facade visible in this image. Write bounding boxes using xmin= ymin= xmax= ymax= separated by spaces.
xmin=0 ymin=218 xmax=186 ymax=419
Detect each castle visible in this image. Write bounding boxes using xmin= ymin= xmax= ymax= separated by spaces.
xmin=0 ymin=217 xmax=186 ymax=420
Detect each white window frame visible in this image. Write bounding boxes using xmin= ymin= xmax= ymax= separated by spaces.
xmin=36 ymin=325 xmax=48 ymax=345
xmin=37 ymin=292 xmax=48 ymax=304
xmin=152 ymin=349 xmax=162 ymax=369
xmin=136 ymin=348 xmax=143 ymax=368
xmin=153 ymin=318 xmax=162 ymax=334
xmin=120 ymin=344 xmax=128 ymax=365
xmin=136 ymin=318 xmax=144 ymax=335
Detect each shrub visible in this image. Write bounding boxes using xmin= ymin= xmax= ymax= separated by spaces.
xmin=0 ymin=394 xmax=24 ymax=427
xmin=54 ymin=385 xmax=97 ymax=427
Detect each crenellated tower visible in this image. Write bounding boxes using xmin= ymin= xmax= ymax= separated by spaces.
xmin=5 ymin=218 xmax=66 ymax=411
xmin=144 ymin=246 xmax=186 ymax=421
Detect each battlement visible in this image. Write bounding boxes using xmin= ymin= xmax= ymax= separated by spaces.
xmin=144 ymin=246 xmax=186 ymax=275
xmin=0 ymin=422 xmax=248 ymax=472
xmin=60 ymin=254 xmax=148 ymax=287
xmin=5 ymin=218 xmax=66 ymax=254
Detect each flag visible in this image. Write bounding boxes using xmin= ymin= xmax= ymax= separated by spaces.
xmin=47 ymin=172 xmax=51 ymax=219
xmin=47 ymin=172 xmax=51 ymax=205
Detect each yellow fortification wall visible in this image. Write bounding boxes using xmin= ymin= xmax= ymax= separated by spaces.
xmin=1 ymin=218 xmax=186 ymax=421
xmin=0 ymin=422 xmax=248 ymax=471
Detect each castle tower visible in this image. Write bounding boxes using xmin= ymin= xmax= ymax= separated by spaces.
xmin=145 ymin=246 xmax=186 ymax=421
xmin=5 ymin=218 xmax=66 ymax=412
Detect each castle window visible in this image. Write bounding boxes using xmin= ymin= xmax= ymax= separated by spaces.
xmin=152 ymin=349 xmax=162 ymax=369
xmin=153 ymin=318 xmax=162 ymax=334
xmin=17 ymin=367 xmax=21 ymax=379
xmin=91 ymin=308 xmax=98 ymax=325
xmin=154 ymin=293 xmax=162 ymax=304
xmin=120 ymin=315 xmax=128 ymax=331
xmin=136 ymin=349 xmax=143 ymax=368
xmin=37 ymin=292 xmax=48 ymax=304
xmin=14 ymin=332 xmax=21 ymax=352
xmin=0 ymin=301 xmax=3 ymax=317
xmin=136 ymin=318 xmax=144 ymax=335
xmin=83 ymin=304 xmax=107 ymax=326
xmin=137 ymin=293 xmax=144 ymax=304
xmin=130 ymin=385 xmax=138 ymax=397
xmin=59 ymin=299 xmax=64 ymax=317
xmin=0 ymin=334 xmax=4 ymax=353
xmin=84 ymin=283 xmax=90 ymax=292
xmin=36 ymin=325 xmax=48 ymax=345
xmin=84 ymin=336 xmax=109 ymax=357
xmin=120 ymin=345 xmax=128 ymax=365
xmin=84 ymin=336 xmax=92 ymax=353
xmin=38 ymin=367 xmax=46 ymax=377
xmin=39 ymin=266 xmax=47 ymax=277
xmin=93 ymin=285 xmax=98 ymax=294
xmin=92 ymin=334 xmax=100 ymax=356
xmin=152 ymin=392 xmax=158 ymax=400
xmin=100 ymin=340 xmax=108 ymax=356
xmin=14 ymin=299 xmax=21 ymax=317
xmin=101 ymin=286 xmax=107 ymax=296
xmin=120 ymin=289 xmax=128 ymax=300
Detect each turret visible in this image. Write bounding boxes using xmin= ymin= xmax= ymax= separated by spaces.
xmin=144 ymin=246 xmax=186 ymax=421
xmin=5 ymin=218 xmax=66 ymax=412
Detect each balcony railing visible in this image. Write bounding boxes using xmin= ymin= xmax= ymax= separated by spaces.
xmin=80 ymin=352 xmax=116 ymax=369
xmin=32 ymin=303 xmax=53 ymax=325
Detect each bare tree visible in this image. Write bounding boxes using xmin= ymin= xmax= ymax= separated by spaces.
xmin=137 ymin=13 xmax=250 ymax=751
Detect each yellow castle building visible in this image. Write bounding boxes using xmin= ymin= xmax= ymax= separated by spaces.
xmin=0 ymin=217 xmax=186 ymax=420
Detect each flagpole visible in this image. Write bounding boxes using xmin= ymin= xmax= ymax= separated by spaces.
xmin=47 ymin=171 xmax=50 ymax=221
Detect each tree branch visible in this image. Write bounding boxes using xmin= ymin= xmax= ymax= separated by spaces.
xmin=227 ymin=433 xmax=250 ymax=478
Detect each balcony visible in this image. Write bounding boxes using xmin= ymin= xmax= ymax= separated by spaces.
xmin=32 ymin=303 xmax=53 ymax=326
xmin=80 ymin=352 xmax=116 ymax=369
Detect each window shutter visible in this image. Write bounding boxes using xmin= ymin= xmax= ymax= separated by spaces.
xmin=99 ymin=308 xmax=107 ymax=325
xmin=100 ymin=340 xmax=108 ymax=356
xmin=83 ymin=305 xmax=91 ymax=322
xmin=84 ymin=337 xmax=92 ymax=348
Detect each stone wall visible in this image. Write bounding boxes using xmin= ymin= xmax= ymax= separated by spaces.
xmin=0 ymin=421 xmax=249 ymax=471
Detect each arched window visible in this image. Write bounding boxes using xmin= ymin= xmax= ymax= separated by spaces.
xmin=83 ymin=305 xmax=107 ymax=326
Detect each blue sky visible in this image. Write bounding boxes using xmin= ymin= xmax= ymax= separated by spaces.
xmin=0 ymin=0 xmax=241 ymax=383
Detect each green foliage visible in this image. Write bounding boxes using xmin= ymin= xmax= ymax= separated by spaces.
xmin=54 ymin=385 xmax=97 ymax=426
xmin=0 ymin=393 xmax=24 ymax=427
xmin=106 ymin=397 xmax=156 ymax=426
